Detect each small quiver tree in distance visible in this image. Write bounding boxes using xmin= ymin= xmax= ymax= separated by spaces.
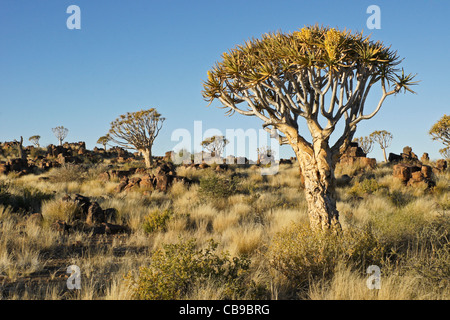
xmin=202 ymin=25 xmax=417 ymax=232
xmin=429 ymin=114 xmax=450 ymax=159
xmin=107 ymin=109 xmax=165 ymax=168
xmin=29 ymin=135 xmax=41 ymax=148
xmin=353 ymin=136 xmax=374 ymax=155
xmin=370 ymin=130 xmax=393 ymax=162
xmin=97 ymin=135 xmax=111 ymax=151
xmin=201 ymin=135 xmax=229 ymax=158
xmin=52 ymin=126 xmax=69 ymax=146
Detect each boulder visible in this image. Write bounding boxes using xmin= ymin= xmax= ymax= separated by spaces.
xmin=139 ymin=174 xmax=156 ymax=189
xmin=115 ymin=177 xmax=129 ymax=193
xmin=421 ymin=165 xmax=432 ymax=179
xmin=435 ymin=159 xmax=447 ymax=172
xmin=421 ymin=153 xmax=430 ymax=163
xmin=51 ymin=220 xmax=70 ymax=233
xmin=86 ymin=202 xmax=105 ymax=225
xmin=92 ymin=222 xmax=129 ymax=235
xmin=27 ymin=213 xmax=44 ymax=224
xmin=388 ymin=153 xmax=403 ymax=163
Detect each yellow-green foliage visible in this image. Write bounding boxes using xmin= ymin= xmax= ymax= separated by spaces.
xmin=126 ymin=238 xmax=254 ymax=300
xmin=142 ymin=208 xmax=173 ymax=233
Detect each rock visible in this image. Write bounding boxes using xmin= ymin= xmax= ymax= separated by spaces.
xmin=403 ymin=146 xmax=412 ymax=155
xmin=410 ymin=171 xmax=423 ymax=182
xmin=134 ymin=168 xmax=148 ymax=175
xmin=0 ymin=162 xmax=9 ymax=175
xmin=394 ymin=163 xmax=435 ymax=188
xmin=388 ymin=153 xmax=403 ymax=163
xmin=421 ymin=153 xmax=430 ymax=163
xmin=139 ymin=174 xmax=156 ymax=189
xmin=199 ymin=163 xmax=210 ymax=169
xmin=421 ymin=165 xmax=432 ymax=179
xmin=51 ymin=220 xmax=70 ymax=233
xmin=86 ymin=202 xmax=105 ymax=225
xmin=343 ymin=142 xmax=366 ymax=158
xmin=71 ymin=194 xmax=91 ymax=220
xmin=279 ymin=159 xmax=292 ymax=165
xmin=336 ymin=174 xmax=352 ymax=187
xmin=155 ymin=171 xmax=173 ymax=192
xmin=435 ymin=159 xmax=447 ymax=172
xmin=393 ymin=164 xmax=414 ymax=183
xmin=124 ymin=177 xmax=141 ymax=192
xmin=400 ymin=146 xmax=419 ymax=162
xmin=215 ymin=164 xmax=229 ymax=172
xmin=164 ymin=151 xmax=174 ymax=162
xmin=27 ymin=213 xmax=44 ymax=224
xmin=92 ymin=222 xmax=129 ymax=235
xmin=115 ymin=177 xmax=129 ymax=193
xmin=359 ymin=157 xmax=377 ymax=169
xmin=104 ymin=222 xmax=129 ymax=235
xmin=103 ymin=208 xmax=118 ymax=223
xmin=98 ymin=172 xmax=110 ymax=181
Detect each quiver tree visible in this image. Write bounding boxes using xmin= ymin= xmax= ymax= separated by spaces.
xmin=29 ymin=135 xmax=41 ymax=148
xmin=370 ymin=130 xmax=393 ymax=162
xmin=201 ymin=135 xmax=229 ymax=158
xmin=429 ymin=114 xmax=450 ymax=159
xmin=97 ymin=135 xmax=111 ymax=151
xmin=52 ymin=126 xmax=68 ymax=146
xmin=107 ymin=109 xmax=165 ymax=168
xmin=202 ymin=25 xmax=417 ymax=232
xmin=353 ymin=136 xmax=374 ymax=155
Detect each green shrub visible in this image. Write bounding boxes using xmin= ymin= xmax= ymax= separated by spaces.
xmin=126 ymin=238 xmax=254 ymax=299
xmin=387 ymin=190 xmax=413 ymax=208
xmin=198 ymin=174 xmax=239 ymax=199
xmin=348 ymin=178 xmax=382 ymax=198
xmin=142 ymin=208 xmax=173 ymax=233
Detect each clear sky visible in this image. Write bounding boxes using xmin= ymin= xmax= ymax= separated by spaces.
xmin=0 ymin=0 xmax=449 ymax=161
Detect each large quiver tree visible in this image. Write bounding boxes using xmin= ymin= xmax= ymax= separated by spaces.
xmin=108 ymin=109 xmax=165 ymax=168
xmin=202 ymin=25 xmax=417 ymax=232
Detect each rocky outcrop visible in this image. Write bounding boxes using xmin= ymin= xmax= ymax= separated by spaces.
xmin=339 ymin=142 xmax=377 ymax=169
xmin=51 ymin=194 xmax=127 ymax=235
xmin=393 ymin=163 xmax=435 ymax=188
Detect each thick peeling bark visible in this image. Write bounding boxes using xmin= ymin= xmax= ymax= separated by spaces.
xmin=140 ymin=148 xmax=152 ymax=168
xmin=283 ymin=125 xmax=341 ymax=232
xmin=295 ymin=146 xmax=341 ymax=232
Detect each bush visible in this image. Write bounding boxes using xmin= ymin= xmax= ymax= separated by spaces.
xmin=126 ymin=238 xmax=254 ymax=299
xmin=0 ymin=181 xmax=53 ymax=213
xmin=48 ymin=163 xmax=87 ymax=183
xmin=41 ymin=198 xmax=81 ymax=223
xmin=142 ymin=208 xmax=173 ymax=233
xmin=198 ymin=174 xmax=239 ymax=199
xmin=348 ymin=178 xmax=383 ymax=198
xmin=268 ymin=223 xmax=386 ymax=291
xmin=387 ymin=190 xmax=413 ymax=208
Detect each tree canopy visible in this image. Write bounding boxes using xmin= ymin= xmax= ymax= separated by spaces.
xmin=108 ymin=108 xmax=165 ymax=167
xmin=429 ymin=114 xmax=450 ymax=158
xmin=203 ymin=25 xmax=417 ymax=157
xmin=202 ymin=25 xmax=417 ymax=231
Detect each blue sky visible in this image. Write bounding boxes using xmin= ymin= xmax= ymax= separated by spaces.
xmin=0 ymin=0 xmax=449 ymax=161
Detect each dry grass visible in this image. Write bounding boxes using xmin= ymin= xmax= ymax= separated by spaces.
xmin=0 ymin=159 xmax=449 ymax=300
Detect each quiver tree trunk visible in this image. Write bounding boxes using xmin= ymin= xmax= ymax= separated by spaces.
xmin=140 ymin=148 xmax=152 ymax=168
xmin=291 ymin=136 xmax=341 ymax=232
